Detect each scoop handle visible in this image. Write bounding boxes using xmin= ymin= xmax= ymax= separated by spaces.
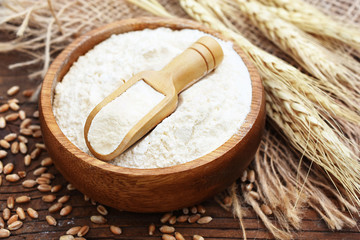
xmin=161 ymin=36 xmax=224 ymax=94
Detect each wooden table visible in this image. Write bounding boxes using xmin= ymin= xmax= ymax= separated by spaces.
xmin=1 ymin=50 xmax=359 ymax=240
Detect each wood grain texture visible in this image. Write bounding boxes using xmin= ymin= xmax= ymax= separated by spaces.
xmin=39 ymin=17 xmax=266 ymax=213
xmin=0 ymin=34 xmax=359 ymax=240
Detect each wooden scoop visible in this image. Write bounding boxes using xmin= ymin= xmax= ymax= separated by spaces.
xmin=84 ymin=36 xmax=224 ymax=161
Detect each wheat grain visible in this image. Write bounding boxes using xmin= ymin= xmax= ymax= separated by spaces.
xmin=197 ymin=216 xmax=213 ymax=224
xmin=109 ymin=225 xmax=122 ymax=235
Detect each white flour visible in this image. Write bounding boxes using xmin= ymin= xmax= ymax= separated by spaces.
xmin=53 ymin=28 xmax=252 ymax=169
xmin=88 ymin=80 xmax=164 ymax=155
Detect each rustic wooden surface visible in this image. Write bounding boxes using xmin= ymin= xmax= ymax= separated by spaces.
xmin=1 ymin=47 xmax=360 ymax=239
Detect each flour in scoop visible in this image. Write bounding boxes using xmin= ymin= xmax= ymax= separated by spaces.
xmin=53 ymin=28 xmax=252 ymax=169
xmin=87 ymin=80 xmax=164 ymax=155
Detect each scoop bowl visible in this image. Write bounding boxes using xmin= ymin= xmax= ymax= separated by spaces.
xmin=39 ymin=17 xmax=265 ymax=213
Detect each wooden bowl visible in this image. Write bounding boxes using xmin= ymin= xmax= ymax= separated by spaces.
xmin=39 ymin=17 xmax=265 ymax=213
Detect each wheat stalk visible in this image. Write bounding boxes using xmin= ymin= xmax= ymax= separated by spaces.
xmin=196 ymin=0 xmax=360 ymax=125
xmin=125 ymin=0 xmax=174 ymax=18
xmin=256 ymin=0 xmax=360 ymax=50
xmin=254 ymin=132 xmax=357 ymax=231
xmin=175 ymin=1 xmax=360 ymax=239
xmin=222 ymin=0 xmax=360 ymax=113
xmin=180 ymin=0 xmax=360 ymax=203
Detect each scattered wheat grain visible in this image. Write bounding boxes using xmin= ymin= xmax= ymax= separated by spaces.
xmin=17 ymin=171 xmax=26 ymax=178
xmin=197 ymin=205 xmax=206 ymax=214
xmin=27 ymin=208 xmax=38 ymax=218
xmin=176 ymin=215 xmax=189 ymax=223
xmin=182 ymin=207 xmax=189 ymax=215
xmin=90 ymin=215 xmax=107 ymax=224
xmin=4 ymin=133 xmax=16 ymax=142
xmin=19 ymin=142 xmax=27 ymax=154
xmin=160 ymin=212 xmax=173 ymax=223
xmin=4 ymin=163 xmax=14 ymax=174
xmin=18 ymin=135 xmax=28 ymax=143
xmin=20 ymin=128 xmax=32 ymax=136
xmin=7 ymin=86 xmax=20 ymax=96
xmin=46 ymin=215 xmax=57 ymax=226
xmin=0 ymin=229 xmax=10 ymax=238
xmin=23 ymin=89 xmax=34 ymax=98
xmin=43 ymin=194 xmax=57 ymax=203
xmin=160 ymin=225 xmax=175 ymax=234
xmin=33 ymin=110 xmax=39 ymax=118
xmin=0 ymin=150 xmax=7 ymax=159
xmin=190 ymin=206 xmax=197 ymax=214
xmin=20 ymin=118 xmax=31 ymax=129
xmin=33 ymin=167 xmax=47 ymax=176
xmin=162 ymin=234 xmax=176 ymax=240
xmin=16 ymin=207 xmax=26 ymax=220
xmin=30 ymin=148 xmax=41 ymax=159
xmin=11 ymin=141 xmax=19 ymax=154
xmin=49 ymin=202 xmax=63 ymax=213
xmin=7 ymin=197 xmax=14 ymax=209
xmin=36 ymin=176 xmax=51 ymax=185
xmin=197 ymin=216 xmax=213 ymax=224
xmin=51 ymin=185 xmax=62 ymax=193
xmin=5 ymin=113 xmax=19 ymax=121
xmin=0 ymin=140 xmax=10 ymax=149
xmin=16 ymin=196 xmax=31 ymax=203
xmin=188 ymin=214 xmax=201 ymax=223
xmin=110 ymin=225 xmax=122 ymax=235
xmin=0 ymin=104 xmax=9 ymax=113
xmin=6 ymin=174 xmax=20 ymax=182
xmin=59 ymin=235 xmax=74 ymax=240
xmin=41 ymin=157 xmax=53 ymax=166
xmin=24 ymin=154 xmax=31 ymax=166
xmin=175 ymin=232 xmax=185 ymax=240
xmin=77 ymin=225 xmax=89 ymax=237
xmin=19 ymin=110 xmax=26 ymax=120
xmin=7 ymin=214 xmax=18 ymax=225
xmin=96 ymin=205 xmax=108 ymax=216
xmin=0 ymin=117 xmax=5 ymax=129
xmin=3 ymin=208 xmax=10 ymax=220
xmin=60 ymin=205 xmax=72 ymax=216
xmin=168 ymin=215 xmax=177 ymax=225
xmin=58 ymin=195 xmax=70 ymax=204
xmin=149 ymin=223 xmax=156 ymax=235
xmin=9 ymin=102 xmax=19 ymax=111
xmin=193 ymin=235 xmax=204 ymax=240
xmin=66 ymin=226 xmax=81 ymax=235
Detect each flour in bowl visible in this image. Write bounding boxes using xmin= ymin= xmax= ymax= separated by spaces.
xmin=53 ymin=28 xmax=252 ymax=169
xmin=87 ymin=80 xmax=164 ymax=155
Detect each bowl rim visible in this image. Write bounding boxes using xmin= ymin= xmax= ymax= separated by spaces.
xmin=40 ymin=17 xmax=263 ymax=176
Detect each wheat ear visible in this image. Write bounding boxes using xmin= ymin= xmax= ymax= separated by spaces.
xmin=225 ymin=0 xmax=360 ymax=113
xmin=179 ymin=0 xmax=360 ymax=203
xmin=256 ymin=0 xmax=360 ymax=50
xmin=195 ymin=0 xmax=360 ymax=125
